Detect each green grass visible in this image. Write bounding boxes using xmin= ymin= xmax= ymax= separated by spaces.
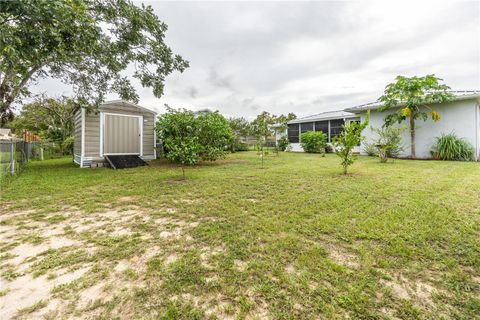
xmin=1 ymin=152 xmax=479 ymax=319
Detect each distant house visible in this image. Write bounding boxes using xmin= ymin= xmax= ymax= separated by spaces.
xmin=0 ymin=128 xmax=13 ymax=140
xmin=277 ymin=91 xmax=480 ymax=160
xmin=74 ymin=100 xmax=157 ymax=168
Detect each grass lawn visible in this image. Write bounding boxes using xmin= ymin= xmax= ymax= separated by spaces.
xmin=0 ymin=152 xmax=479 ymax=319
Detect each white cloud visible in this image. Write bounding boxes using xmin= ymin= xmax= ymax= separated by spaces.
xmin=31 ymin=1 xmax=480 ymax=119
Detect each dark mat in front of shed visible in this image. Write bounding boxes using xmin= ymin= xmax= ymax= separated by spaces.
xmin=105 ymin=155 xmax=147 ymax=169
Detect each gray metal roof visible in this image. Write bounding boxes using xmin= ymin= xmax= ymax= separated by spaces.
xmin=102 ymin=100 xmax=157 ymax=114
xmin=288 ymin=110 xmax=358 ymax=124
xmin=345 ymin=90 xmax=480 ymax=112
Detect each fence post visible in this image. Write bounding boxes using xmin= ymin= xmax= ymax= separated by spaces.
xmin=40 ymin=147 xmax=44 ymax=161
xmin=10 ymin=142 xmax=15 ymax=175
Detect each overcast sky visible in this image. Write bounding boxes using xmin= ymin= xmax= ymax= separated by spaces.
xmin=35 ymin=1 xmax=480 ymax=119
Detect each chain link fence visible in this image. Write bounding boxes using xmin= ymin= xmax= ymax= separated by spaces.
xmin=0 ymin=139 xmax=71 ymax=180
xmin=0 ymin=140 xmax=44 ymax=180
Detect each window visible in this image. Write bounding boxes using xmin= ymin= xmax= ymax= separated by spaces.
xmin=300 ymin=122 xmax=314 ymax=133
xmin=314 ymin=121 xmax=328 ymax=135
xmin=329 ymin=119 xmax=345 ymax=141
xmin=287 ymin=124 xmax=299 ymax=143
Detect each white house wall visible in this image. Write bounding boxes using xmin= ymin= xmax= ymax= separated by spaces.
xmin=289 ymin=143 xmax=361 ymax=153
xmin=360 ymin=99 xmax=479 ymax=159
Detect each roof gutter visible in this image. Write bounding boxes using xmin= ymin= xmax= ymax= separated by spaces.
xmin=288 ymin=113 xmax=359 ymax=124
xmin=344 ymin=93 xmax=480 ymax=113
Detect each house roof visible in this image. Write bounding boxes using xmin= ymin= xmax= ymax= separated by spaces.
xmin=344 ymin=90 xmax=480 ymax=113
xmin=101 ymin=100 xmax=157 ymax=114
xmin=288 ymin=110 xmax=358 ymax=124
xmin=0 ymin=128 xmax=12 ymax=136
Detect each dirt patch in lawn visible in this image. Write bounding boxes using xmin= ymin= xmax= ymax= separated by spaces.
xmin=118 ymin=196 xmax=140 ymax=202
xmin=0 ymin=266 xmax=90 ymax=319
xmin=0 ymin=204 xmax=247 ymax=319
xmin=7 ymin=236 xmax=80 ymax=268
xmin=327 ymin=245 xmax=360 ymax=269
xmin=382 ymin=273 xmax=440 ymax=307
xmin=0 ymin=206 xmax=161 ymax=318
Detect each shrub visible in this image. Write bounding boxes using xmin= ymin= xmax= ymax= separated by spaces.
xmin=363 ymin=142 xmax=377 ymax=157
xmin=156 ymin=107 xmax=234 ymax=178
xmin=370 ymin=126 xmax=406 ymax=162
xmin=300 ymin=131 xmax=327 ymax=153
xmin=277 ymin=136 xmax=289 ymax=151
xmin=431 ymin=133 xmax=475 ymax=161
xmin=332 ymin=112 xmax=369 ymax=174
xmin=233 ymin=141 xmax=249 ymax=151
xmin=61 ymin=136 xmax=74 ymax=155
xmin=325 ymin=144 xmax=334 ymax=153
xmin=196 ymin=111 xmax=234 ymax=161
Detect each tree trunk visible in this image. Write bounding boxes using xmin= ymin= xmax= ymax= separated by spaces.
xmin=182 ymin=167 xmax=185 ymax=180
xmin=409 ymin=114 xmax=416 ymax=159
xmin=261 ymin=146 xmax=264 ymax=169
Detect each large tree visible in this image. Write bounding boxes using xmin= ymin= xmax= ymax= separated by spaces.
xmin=379 ymin=75 xmax=454 ymax=158
xmin=228 ymin=117 xmax=251 ymax=140
xmin=0 ymin=0 xmax=188 ymax=125
xmin=10 ymin=95 xmax=77 ymax=143
xmin=228 ymin=117 xmax=251 ymax=151
xmin=251 ymin=111 xmax=296 ymax=142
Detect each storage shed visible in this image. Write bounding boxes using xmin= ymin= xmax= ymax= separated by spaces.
xmin=74 ymin=100 xmax=156 ymax=168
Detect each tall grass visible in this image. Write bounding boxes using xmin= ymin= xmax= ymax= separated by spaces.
xmin=431 ymin=133 xmax=475 ymax=161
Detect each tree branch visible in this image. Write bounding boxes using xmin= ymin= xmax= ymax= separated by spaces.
xmin=3 ymin=65 xmax=43 ymax=109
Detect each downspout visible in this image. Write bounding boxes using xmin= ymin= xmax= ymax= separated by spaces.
xmin=154 ymin=113 xmax=157 ymax=159
xmin=80 ymin=107 xmax=85 ymax=168
xmin=477 ymin=100 xmax=480 ymax=161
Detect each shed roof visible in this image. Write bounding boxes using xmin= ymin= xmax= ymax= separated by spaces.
xmin=100 ymin=100 xmax=157 ymax=114
xmin=288 ymin=110 xmax=358 ymax=124
xmin=345 ymin=90 xmax=480 ymax=113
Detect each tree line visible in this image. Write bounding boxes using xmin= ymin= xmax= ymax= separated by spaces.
xmin=6 ymin=94 xmax=296 ymax=165
xmin=1 ymin=1 xmax=462 ymax=175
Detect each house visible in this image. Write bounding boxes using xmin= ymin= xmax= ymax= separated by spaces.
xmin=283 ymin=110 xmax=361 ymax=152
xmin=345 ymin=91 xmax=480 ymax=159
xmin=279 ymin=91 xmax=480 ymax=160
xmin=0 ymin=128 xmax=13 ymax=140
xmin=74 ymin=100 xmax=157 ymax=168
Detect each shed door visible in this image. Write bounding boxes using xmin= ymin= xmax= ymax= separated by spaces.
xmin=104 ymin=114 xmax=141 ymax=154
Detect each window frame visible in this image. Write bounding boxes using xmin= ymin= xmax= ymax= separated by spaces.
xmin=287 ymin=123 xmax=300 ymax=143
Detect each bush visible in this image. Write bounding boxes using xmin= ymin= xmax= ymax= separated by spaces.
xmin=431 ymin=133 xmax=475 ymax=161
xmin=325 ymin=144 xmax=334 ymax=153
xmin=156 ymin=108 xmax=234 ymax=178
xmin=277 ymin=136 xmax=289 ymax=151
xmin=300 ymin=131 xmax=327 ymax=153
xmin=61 ymin=136 xmax=74 ymax=155
xmin=233 ymin=141 xmax=249 ymax=151
xmin=196 ymin=111 xmax=233 ymax=161
xmin=363 ymin=142 xmax=377 ymax=157
xmin=370 ymin=126 xmax=406 ymax=162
